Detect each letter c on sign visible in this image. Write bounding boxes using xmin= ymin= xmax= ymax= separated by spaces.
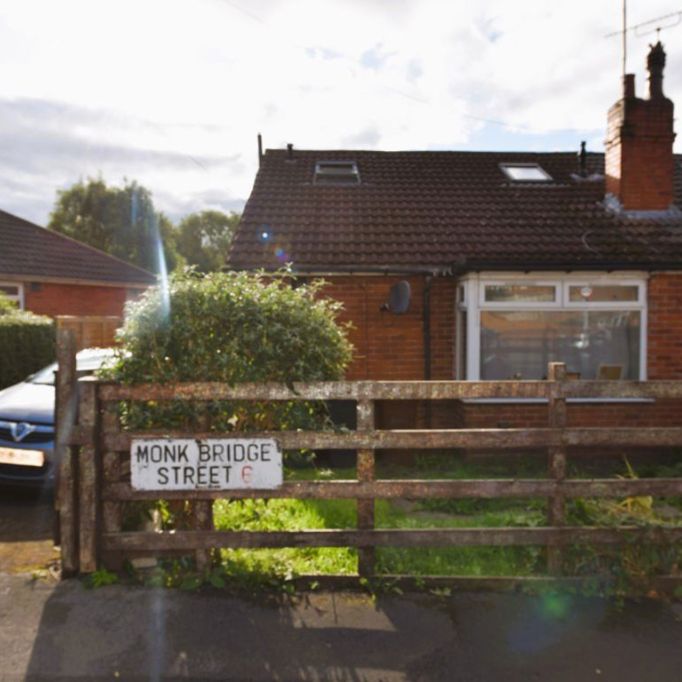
xmin=241 ymin=465 xmax=253 ymax=485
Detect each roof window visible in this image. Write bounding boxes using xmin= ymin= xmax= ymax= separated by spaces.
xmin=500 ymin=163 xmax=552 ymax=182
xmin=314 ymin=161 xmax=360 ymax=185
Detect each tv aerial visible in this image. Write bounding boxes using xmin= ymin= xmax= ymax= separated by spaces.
xmin=605 ymin=3 xmax=682 ymax=76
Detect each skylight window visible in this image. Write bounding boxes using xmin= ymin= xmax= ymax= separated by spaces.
xmin=500 ymin=163 xmax=552 ymax=182
xmin=314 ymin=161 xmax=360 ymax=185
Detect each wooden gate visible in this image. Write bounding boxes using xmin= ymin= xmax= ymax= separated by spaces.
xmin=55 ymin=329 xmax=682 ymax=588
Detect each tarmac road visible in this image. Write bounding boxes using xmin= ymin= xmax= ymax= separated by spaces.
xmin=2 ymin=572 xmax=682 ymax=681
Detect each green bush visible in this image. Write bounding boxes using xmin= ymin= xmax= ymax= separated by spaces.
xmin=104 ymin=269 xmax=353 ymax=432
xmin=0 ymin=301 xmax=55 ymax=389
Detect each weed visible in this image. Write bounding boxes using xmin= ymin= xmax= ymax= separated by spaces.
xmin=86 ymin=569 xmax=118 ymax=588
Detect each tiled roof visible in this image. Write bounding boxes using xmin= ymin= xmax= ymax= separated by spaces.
xmin=229 ymin=149 xmax=682 ymax=272
xmin=0 ymin=210 xmax=156 ymax=285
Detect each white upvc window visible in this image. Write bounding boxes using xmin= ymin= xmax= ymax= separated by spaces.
xmin=458 ymin=273 xmax=647 ymax=382
xmin=0 ymin=282 xmax=24 ymax=310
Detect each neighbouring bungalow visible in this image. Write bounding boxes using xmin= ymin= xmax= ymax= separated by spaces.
xmin=228 ymin=43 xmax=682 ymax=431
xmin=0 ymin=209 xmax=155 ymax=324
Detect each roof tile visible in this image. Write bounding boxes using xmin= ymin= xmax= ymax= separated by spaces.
xmin=0 ymin=210 xmax=156 ymax=285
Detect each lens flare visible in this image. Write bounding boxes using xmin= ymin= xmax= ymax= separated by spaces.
xmin=151 ymin=213 xmax=170 ymax=320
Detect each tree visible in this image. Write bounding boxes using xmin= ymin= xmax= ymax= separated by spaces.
xmin=176 ymin=210 xmax=240 ymax=272
xmin=48 ymin=178 xmax=182 ymax=273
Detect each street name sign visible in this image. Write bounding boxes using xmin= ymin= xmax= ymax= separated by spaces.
xmin=130 ymin=438 xmax=283 ymax=491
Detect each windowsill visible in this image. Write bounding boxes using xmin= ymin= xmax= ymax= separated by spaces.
xmin=461 ymin=397 xmax=656 ymax=405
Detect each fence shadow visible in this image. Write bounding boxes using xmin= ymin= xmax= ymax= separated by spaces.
xmin=24 ymin=581 xmax=456 ymax=681
xmin=22 ymin=581 xmax=682 ymax=681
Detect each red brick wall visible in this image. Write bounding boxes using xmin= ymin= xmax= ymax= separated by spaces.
xmin=319 ymin=272 xmax=682 ymax=431
xmin=320 ymin=275 xmax=456 ymax=430
xmin=459 ymin=400 xmax=682 ymax=429
xmin=647 ymin=273 xmax=682 ymax=379
xmin=24 ymin=282 xmax=135 ymax=318
xmin=605 ymin=94 xmax=675 ymax=210
xmin=322 ymin=275 xmax=456 ymax=381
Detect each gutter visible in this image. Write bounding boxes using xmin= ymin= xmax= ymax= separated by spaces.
xmin=452 ymin=260 xmax=682 ymax=273
xmin=229 ymin=264 xmax=451 ymax=276
xmin=231 ymin=259 xmax=682 ymax=276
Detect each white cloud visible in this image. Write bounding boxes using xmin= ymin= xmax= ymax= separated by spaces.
xmin=0 ymin=0 xmax=680 ymax=224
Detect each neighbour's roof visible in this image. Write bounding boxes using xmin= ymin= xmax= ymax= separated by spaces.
xmin=228 ymin=149 xmax=682 ymax=272
xmin=0 ymin=210 xmax=157 ymax=286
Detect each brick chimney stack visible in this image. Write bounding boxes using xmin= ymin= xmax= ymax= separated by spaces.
xmin=605 ymin=42 xmax=676 ymax=211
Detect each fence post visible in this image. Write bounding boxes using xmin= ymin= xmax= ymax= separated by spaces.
xmin=101 ymin=399 xmax=123 ymax=570
xmin=55 ymin=328 xmax=78 ymax=576
xmin=356 ymin=399 xmax=376 ymax=577
xmin=547 ymin=362 xmax=567 ymax=575
xmin=78 ymin=379 xmax=101 ymax=573
xmin=194 ymin=411 xmax=213 ymax=572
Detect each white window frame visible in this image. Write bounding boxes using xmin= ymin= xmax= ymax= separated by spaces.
xmin=458 ymin=272 xmax=648 ymax=384
xmin=0 ymin=282 xmax=24 ymax=310
xmin=562 ymin=280 xmax=644 ymax=308
xmin=314 ymin=161 xmax=360 ymax=184
xmin=499 ymin=163 xmax=553 ymax=182
xmin=479 ymin=280 xmax=560 ymax=308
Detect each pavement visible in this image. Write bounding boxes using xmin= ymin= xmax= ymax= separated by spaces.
xmin=3 ymin=574 xmax=682 ymax=681
xmin=3 ymin=491 xmax=682 ymax=681
xmin=0 ymin=488 xmax=56 ymax=575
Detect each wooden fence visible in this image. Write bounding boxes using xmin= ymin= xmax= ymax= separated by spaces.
xmin=55 ymin=329 xmax=682 ymax=588
xmin=55 ymin=316 xmax=121 ymax=351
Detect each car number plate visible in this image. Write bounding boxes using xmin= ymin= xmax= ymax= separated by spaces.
xmin=0 ymin=446 xmax=45 ymax=467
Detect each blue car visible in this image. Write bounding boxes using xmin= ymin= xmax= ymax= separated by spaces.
xmin=0 ymin=348 xmax=115 ymax=489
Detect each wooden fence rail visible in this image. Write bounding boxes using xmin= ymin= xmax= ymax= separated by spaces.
xmin=55 ymin=345 xmax=682 ymax=585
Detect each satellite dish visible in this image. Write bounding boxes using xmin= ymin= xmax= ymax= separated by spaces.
xmin=384 ymin=280 xmax=411 ymax=314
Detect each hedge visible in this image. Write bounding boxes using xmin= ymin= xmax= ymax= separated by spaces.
xmin=0 ymin=311 xmax=55 ymax=389
xmin=104 ymin=269 xmax=353 ymax=433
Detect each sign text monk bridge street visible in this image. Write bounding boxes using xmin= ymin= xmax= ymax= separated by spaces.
xmin=131 ymin=438 xmax=283 ymax=491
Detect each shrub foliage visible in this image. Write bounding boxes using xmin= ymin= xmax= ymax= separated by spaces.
xmin=0 ymin=295 xmax=55 ymax=389
xmin=105 ymin=269 xmax=353 ymax=432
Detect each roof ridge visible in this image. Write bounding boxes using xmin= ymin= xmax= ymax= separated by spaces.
xmin=263 ymin=148 xmax=606 ymax=157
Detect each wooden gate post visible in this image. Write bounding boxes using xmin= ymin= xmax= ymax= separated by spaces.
xmin=356 ymin=399 xmax=376 ymax=577
xmin=101 ymin=400 xmax=124 ymax=570
xmin=78 ymin=378 xmax=102 ymax=573
xmin=55 ymin=328 xmax=79 ymax=576
xmin=547 ymin=362 xmax=567 ymax=574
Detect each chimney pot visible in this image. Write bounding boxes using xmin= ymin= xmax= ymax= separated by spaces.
xmin=623 ymin=74 xmax=635 ymax=98
xmin=647 ymin=41 xmax=666 ymax=99
xmin=286 ymin=143 xmax=294 ymax=160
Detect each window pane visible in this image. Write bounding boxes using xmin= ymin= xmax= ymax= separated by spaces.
xmin=480 ymin=310 xmax=640 ymax=380
xmin=484 ymin=285 xmax=555 ymax=303
xmin=0 ymin=285 xmax=19 ymax=296
xmin=568 ymin=285 xmax=638 ymax=303
xmin=500 ymin=164 xmax=552 ymax=181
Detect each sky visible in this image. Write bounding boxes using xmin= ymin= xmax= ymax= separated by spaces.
xmin=2 ymin=0 xmax=682 ymax=225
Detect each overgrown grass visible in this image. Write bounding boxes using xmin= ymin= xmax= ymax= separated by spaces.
xmin=211 ymin=453 xmax=682 ymax=583
xmin=213 ymin=454 xmax=551 ymax=578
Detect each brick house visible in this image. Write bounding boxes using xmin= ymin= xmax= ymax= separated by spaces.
xmin=229 ymin=42 xmax=682 ymax=430
xmin=0 ymin=209 xmax=156 ymax=318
